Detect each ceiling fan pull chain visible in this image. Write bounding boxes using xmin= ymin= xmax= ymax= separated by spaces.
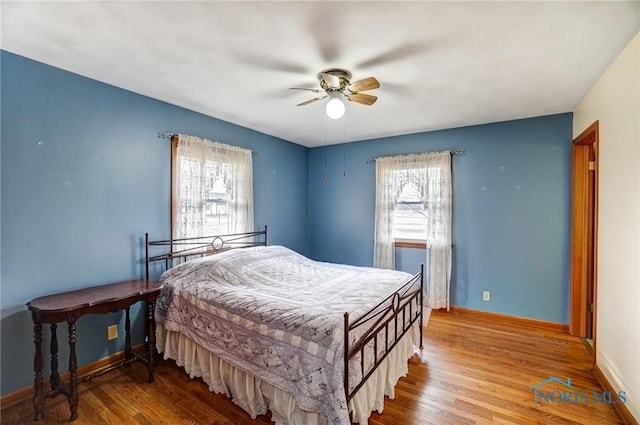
xmin=343 ymin=154 xmax=347 ymax=177
xmin=343 ymin=112 xmax=347 ymax=177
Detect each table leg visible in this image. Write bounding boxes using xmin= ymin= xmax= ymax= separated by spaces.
xmin=146 ymin=300 xmax=157 ymax=383
xmin=124 ymin=307 xmax=133 ymax=363
xmin=49 ymin=324 xmax=61 ymax=392
xmin=33 ymin=321 xmax=43 ymax=421
xmin=68 ymin=317 xmax=78 ymax=422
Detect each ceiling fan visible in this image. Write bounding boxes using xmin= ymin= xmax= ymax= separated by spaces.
xmin=289 ymin=68 xmax=380 ymax=119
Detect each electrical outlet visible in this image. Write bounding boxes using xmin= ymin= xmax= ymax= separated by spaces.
xmin=482 ymin=291 xmax=491 ymax=302
xmin=107 ymin=325 xmax=118 ymax=340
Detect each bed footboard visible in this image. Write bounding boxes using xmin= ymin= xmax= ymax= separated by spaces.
xmin=343 ymin=264 xmax=423 ymax=404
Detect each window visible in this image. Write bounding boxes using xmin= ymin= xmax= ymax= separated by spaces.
xmin=171 ymin=134 xmax=253 ymax=240
xmin=393 ymin=169 xmax=428 ymax=242
xmin=373 ymin=151 xmax=452 ymax=309
xmin=392 ymin=167 xmax=444 ymax=243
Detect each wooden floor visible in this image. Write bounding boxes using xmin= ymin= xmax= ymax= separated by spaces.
xmin=1 ymin=311 xmax=624 ymax=425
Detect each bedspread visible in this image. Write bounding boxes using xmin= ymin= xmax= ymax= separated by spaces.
xmin=155 ymin=245 xmax=413 ymax=425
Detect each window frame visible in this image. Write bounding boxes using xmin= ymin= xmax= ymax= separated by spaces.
xmin=391 ymin=167 xmax=442 ymax=248
xmin=170 ymin=134 xmax=251 ymax=239
xmin=394 ymin=239 xmax=428 ymax=249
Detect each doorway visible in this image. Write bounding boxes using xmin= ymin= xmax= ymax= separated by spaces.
xmin=569 ymin=121 xmax=598 ymax=348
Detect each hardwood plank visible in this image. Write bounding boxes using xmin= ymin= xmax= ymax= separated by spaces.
xmin=449 ymin=307 xmax=569 ymax=332
xmin=1 ymin=310 xmax=626 ymax=425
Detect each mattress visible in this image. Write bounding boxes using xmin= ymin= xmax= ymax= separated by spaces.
xmin=155 ymin=245 xmax=419 ymax=425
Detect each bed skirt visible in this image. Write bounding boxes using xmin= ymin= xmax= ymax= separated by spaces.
xmin=156 ymin=323 xmax=419 ymax=425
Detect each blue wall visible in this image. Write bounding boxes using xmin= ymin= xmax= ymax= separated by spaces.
xmin=0 ymin=51 xmax=309 ymax=395
xmin=308 ymin=114 xmax=572 ymax=324
xmin=0 ymin=50 xmax=573 ymax=397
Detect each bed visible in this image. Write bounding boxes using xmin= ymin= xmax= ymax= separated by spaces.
xmin=145 ymin=227 xmax=423 ymax=425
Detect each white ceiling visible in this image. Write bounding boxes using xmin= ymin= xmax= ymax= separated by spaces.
xmin=2 ymin=1 xmax=639 ymax=147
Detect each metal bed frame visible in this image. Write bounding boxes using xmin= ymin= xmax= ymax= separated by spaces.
xmin=145 ymin=225 xmax=423 ymax=420
xmin=145 ymin=227 xmax=269 ymax=280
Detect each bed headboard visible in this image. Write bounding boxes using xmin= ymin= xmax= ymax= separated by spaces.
xmin=144 ymin=225 xmax=267 ymax=280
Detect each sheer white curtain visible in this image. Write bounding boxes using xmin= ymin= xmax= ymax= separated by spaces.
xmin=373 ymin=156 xmax=404 ymax=269
xmin=174 ymin=134 xmax=253 ymax=240
xmin=373 ymin=151 xmax=452 ymax=309
xmin=423 ymin=152 xmax=452 ymax=310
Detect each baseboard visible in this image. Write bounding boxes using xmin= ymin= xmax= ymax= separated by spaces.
xmin=448 ymin=307 xmax=569 ymax=333
xmin=0 ymin=343 xmax=146 ymax=409
xmin=594 ymin=364 xmax=639 ymax=425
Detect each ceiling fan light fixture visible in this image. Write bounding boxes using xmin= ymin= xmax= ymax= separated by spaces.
xmin=291 ymin=69 xmax=378 ymax=116
xmin=326 ymin=96 xmax=345 ymax=120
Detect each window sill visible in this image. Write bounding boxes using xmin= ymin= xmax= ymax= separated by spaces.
xmin=394 ymin=240 xmax=428 ymax=249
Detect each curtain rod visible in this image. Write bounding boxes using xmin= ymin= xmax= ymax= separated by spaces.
xmin=157 ymin=132 xmax=259 ymax=157
xmin=365 ymin=149 xmax=465 ymax=164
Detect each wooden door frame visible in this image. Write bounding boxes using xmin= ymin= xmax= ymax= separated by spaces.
xmin=569 ymin=121 xmax=599 ymax=356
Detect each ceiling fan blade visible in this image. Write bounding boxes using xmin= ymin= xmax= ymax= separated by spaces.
xmin=289 ymin=87 xmax=323 ymax=93
xmin=234 ymin=52 xmax=309 ymax=75
xmin=320 ymin=72 xmax=341 ymax=88
xmin=348 ymin=93 xmax=377 ymax=106
xmin=297 ymin=95 xmax=327 ymax=106
xmin=309 ymin=2 xmax=343 ymax=62
xmin=349 ymin=77 xmax=380 ymax=92
xmin=355 ymin=42 xmax=425 ymax=68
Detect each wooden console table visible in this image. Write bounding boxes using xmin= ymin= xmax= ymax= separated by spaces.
xmin=27 ymin=279 xmax=162 ymax=422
